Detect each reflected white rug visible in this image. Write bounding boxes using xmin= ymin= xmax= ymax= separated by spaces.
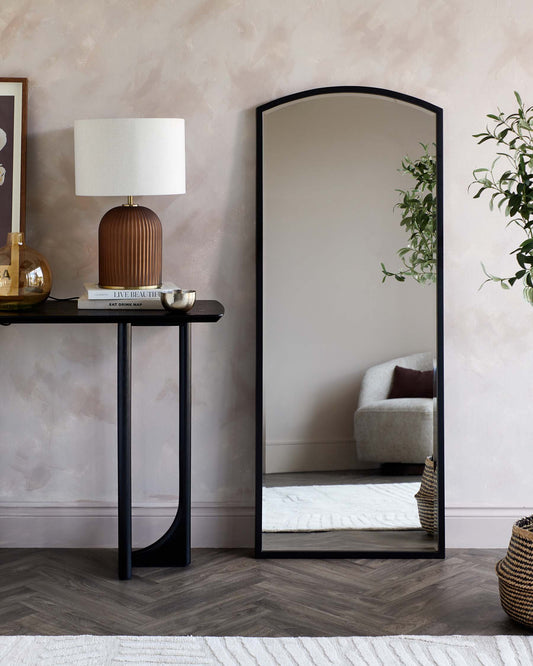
xmin=1 ymin=635 xmax=533 ymax=665
xmin=262 ymin=482 xmax=420 ymax=531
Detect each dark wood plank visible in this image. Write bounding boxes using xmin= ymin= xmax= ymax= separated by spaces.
xmin=263 ymin=529 xmax=437 ymax=551
xmin=0 ymin=548 xmax=523 ymax=636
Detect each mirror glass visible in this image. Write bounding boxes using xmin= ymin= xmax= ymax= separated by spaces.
xmin=257 ymin=88 xmax=443 ymax=555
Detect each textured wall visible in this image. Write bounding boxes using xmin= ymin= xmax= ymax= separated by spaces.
xmin=0 ymin=0 xmax=532 ymax=546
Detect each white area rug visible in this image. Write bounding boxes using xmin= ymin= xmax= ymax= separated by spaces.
xmin=2 ymin=635 xmax=533 ymax=665
xmin=262 ymin=482 xmax=420 ymax=531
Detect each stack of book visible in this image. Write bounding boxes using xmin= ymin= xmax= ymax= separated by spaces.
xmin=78 ymin=282 xmax=178 ymax=310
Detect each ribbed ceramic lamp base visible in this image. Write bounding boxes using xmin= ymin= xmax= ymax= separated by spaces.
xmin=98 ymin=205 xmax=162 ymax=289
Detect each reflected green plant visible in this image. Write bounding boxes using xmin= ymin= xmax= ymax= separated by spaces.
xmin=381 ymin=143 xmax=437 ymax=285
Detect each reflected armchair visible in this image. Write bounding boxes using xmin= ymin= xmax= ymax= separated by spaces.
xmin=353 ymin=352 xmax=434 ymax=465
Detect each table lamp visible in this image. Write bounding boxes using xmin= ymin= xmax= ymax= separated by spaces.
xmin=74 ymin=118 xmax=185 ymax=289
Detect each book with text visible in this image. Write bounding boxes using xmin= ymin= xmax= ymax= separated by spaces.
xmin=77 ymin=295 xmax=164 ymax=310
xmin=84 ymin=282 xmax=178 ymax=300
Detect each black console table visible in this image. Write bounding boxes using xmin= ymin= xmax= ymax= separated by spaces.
xmin=0 ymin=299 xmax=224 ymax=579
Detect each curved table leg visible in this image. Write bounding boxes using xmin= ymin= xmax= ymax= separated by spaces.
xmin=132 ymin=322 xmax=191 ymax=568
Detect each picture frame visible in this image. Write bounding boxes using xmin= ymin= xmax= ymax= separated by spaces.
xmin=0 ymin=78 xmax=27 ymax=243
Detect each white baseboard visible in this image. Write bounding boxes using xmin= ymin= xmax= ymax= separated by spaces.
xmin=265 ymin=440 xmax=373 ymax=473
xmin=445 ymin=507 xmax=533 ymax=548
xmin=0 ymin=502 xmax=255 ymax=548
xmin=1 ymin=503 xmax=527 ymax=549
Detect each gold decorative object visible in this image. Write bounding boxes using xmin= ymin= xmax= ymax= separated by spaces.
xmin=160 ymin=289 xmax=196 ymax=312
xmin=0 ymin=232 xmax=52 ymax=310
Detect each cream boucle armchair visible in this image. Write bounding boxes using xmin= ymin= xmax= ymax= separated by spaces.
xmin=353 ymin=352 xmax=434 ymax=464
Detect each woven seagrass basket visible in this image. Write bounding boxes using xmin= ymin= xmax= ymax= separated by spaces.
xmin=496 ymin=515 xmax=533 ymax=627
xmin=414 ymin=456 xmax=438 ymax=535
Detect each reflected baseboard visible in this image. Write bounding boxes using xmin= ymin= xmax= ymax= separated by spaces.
xmin=265 ymin=440 xmax=374 ymax=474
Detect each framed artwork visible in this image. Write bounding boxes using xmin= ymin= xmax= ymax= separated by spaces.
xmin=0 ymin=78 xmax=27 ymax=243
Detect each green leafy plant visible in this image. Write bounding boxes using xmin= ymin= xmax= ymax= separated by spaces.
xmin=381 ymin=143 xmax=437 ymax=285
xmin=472 ymin=92 xmax=533 ymax=303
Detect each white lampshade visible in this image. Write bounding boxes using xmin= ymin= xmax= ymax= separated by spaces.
xmin=74 ymin=118 xmax=186 ymax=196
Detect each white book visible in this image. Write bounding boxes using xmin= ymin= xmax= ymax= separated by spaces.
xmin=77 ymin=295 xmax=164 ymax=310
xmin=84 ymin=282 xmax=178 ymax=300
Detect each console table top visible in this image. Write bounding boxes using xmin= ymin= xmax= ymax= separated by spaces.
xmin=0 ymin=299 xmax=224 ymax=325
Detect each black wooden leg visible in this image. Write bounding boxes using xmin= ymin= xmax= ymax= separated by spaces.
xmin=117 ymin=322 xmax=132 ymax=580
xmin=132 ymin=322 xmax=191 ymax=567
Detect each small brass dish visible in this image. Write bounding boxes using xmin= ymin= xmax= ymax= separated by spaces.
xmin=160 ymin=289 xmax=196 ymax=312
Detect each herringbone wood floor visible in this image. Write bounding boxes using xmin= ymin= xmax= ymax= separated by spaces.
xmin=0 ymin=548 xmax=528 ymax=636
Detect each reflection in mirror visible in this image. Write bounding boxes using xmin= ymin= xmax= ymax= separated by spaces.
xmin=257 ymin=88 xmax=443 ymax=556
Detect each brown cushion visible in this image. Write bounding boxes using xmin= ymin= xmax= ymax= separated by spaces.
xmin=387 ymin=365 xmax=433 ymax=399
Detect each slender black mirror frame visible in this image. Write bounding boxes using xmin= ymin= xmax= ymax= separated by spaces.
xmin=255 ymin=86 xmax=444 ymax=559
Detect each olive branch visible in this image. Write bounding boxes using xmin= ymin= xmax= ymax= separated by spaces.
xmin=471 ymin=91 xmax=533 ymax=304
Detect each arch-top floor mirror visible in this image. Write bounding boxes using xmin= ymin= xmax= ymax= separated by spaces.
xmin=255 ymin=87 xmax=444 ymax=559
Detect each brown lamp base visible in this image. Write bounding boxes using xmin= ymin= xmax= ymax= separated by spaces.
xmin=98 ymin=205 xmax=162 ymax=289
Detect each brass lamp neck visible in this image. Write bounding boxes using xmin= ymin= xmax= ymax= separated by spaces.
xmin=124 ymin=195 xmax=138 ymax=207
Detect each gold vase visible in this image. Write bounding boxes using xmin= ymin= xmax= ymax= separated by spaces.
xmin=0 ymin=232 xmax=52 ymax=310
